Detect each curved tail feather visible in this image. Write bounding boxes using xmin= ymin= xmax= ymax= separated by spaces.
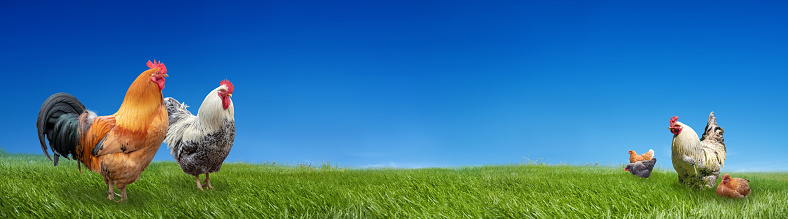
xmin=164 ymin=97 xmax=192 ymax=126
xmin=643 ymin=149 xmax=655 ymax=160
xmin=36 ymin=93 xmax=86 ymax=165
xmin=163 ymin=97 xmax=192 ymax=159
xmin=701 ymin=111 xmax=725 ymax=151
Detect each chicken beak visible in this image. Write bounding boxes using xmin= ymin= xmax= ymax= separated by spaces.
xmin=228 ymin=94 xmax=232 ymax=97
xmin=162 ymin=74 xmax=169 ymax=77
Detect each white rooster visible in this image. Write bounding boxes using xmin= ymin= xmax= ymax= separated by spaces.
xmin=669 ymin=112 xmax=726 ymax=189
xmin=163 ymin=80 xmax=235 ymax=190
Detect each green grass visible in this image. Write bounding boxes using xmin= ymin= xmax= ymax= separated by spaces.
xmin=1 ymin=151 xmax=786 ymax=218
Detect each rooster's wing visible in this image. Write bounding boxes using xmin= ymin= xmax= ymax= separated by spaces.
xmin=90 ymin=118 xmax=149 ymax=156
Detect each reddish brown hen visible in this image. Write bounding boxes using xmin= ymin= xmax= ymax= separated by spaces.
xmin=716 ymin=174 xmax=751 ymax=198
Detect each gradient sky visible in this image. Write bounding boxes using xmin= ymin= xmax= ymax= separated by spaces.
xmin=2 ymin=1 xmax=788 ymax=171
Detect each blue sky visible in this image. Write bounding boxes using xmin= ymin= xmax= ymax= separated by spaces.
xmin=2 ymin=1 xmax=787 ymax=171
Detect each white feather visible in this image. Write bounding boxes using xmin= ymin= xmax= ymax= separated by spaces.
xmin=164 ymin=84 xmax=234 ymax=155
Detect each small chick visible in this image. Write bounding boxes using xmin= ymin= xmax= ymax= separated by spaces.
xmin=625 ymin=158 xmax=657 ymax=178
xmin=628 ymin=149 xmax=654 ymax=163
xmin=716 ymin=174 xmax=751 ymax=198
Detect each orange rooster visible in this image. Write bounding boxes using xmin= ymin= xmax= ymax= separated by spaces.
xmin=628 ymin=149 xmax=654 ymax=163
xmin=36 ymin=60 xmax=169 ymax=202
xmin=716 ymin=174 xmax=751 ymax=198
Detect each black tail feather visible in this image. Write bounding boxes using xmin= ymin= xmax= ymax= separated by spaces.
xmin=36 ymin=93 xmax=85 ymax=165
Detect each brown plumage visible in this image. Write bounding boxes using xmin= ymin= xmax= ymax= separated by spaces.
xmin=36 ymin=60 xmax=169 ymax=202
xmin=716 ymin=174 xmax=751 ymax=198
xmin=628 ymin=149 xmax=654 ymax=163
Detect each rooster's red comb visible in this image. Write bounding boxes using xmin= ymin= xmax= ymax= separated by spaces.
xmin=221 ymin=79 xmax=234 ymax=94
xmin=146 ymin=60 xmax=167 ymax=75
xmin=670 ymin=116 xmax=678 ymax=126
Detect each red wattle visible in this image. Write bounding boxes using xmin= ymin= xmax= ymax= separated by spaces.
xmin=222 ymin=96 xmax=231 ymax=109
xmin=151 ymin=76 xmax=166 ymax=91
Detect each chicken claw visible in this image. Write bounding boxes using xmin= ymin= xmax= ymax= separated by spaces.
xmin=203 ymin=173 xmax=214 ymax=189
xmin=115 ymin=188 xmax=128 ymax=203
xmin=195 ymin=175 xmax=204 ymax=190
xmin=106 ymin=182 xmax=114 ymax=200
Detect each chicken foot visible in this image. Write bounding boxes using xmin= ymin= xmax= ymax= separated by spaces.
xmin=195 ymin=175 xmax=204 ymax=190
xmin=104 ymin=178 xmax=119 ymax=201
xmin=195 ymin=174 xmax=214 ymax=190
xmin=200 ymin=173 xmax=214 ymax=190
xmin=106 ymin=187 xmax=126 ymax=202
xmin=116 ymin=187 xmax=127 ymax=203
xmin=106 ymin=183 xmax=114 ymax=200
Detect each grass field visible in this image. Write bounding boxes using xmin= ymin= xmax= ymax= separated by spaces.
xmin=1 ymin=149 xmax=787 ymax=218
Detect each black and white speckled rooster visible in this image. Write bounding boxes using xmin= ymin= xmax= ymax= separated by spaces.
xmin=163 ymin=80 xmax=235 ymax=190
xmin=669 ymin=112 xmax=726 ymax=189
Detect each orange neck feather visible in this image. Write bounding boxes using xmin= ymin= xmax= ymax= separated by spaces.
xmin=114 ymin=68 xmax=164 ymax=132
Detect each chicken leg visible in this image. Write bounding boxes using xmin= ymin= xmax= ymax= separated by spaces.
xmin=105 ymin=179 xmax=114 ymax=200
xmin=116 ymin=184 xmax=127 ymax=203
xmin=201 ymin=173 xmax=214 ymax=189
xmin=195 ymin=175 xmax=204 ymax=190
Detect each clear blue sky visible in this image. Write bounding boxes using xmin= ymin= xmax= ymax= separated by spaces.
xmin=2 ymin=1 xmax=787 ymax=171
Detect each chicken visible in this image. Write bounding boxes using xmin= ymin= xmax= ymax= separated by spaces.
xmin=716 ymin=174 xmax=751 ymax=198
xmin=625 ymin=158 xmax=657 ymax=178
xmin=163 ymin=80 xmax=235 ymax=190
xmin=36 ymin=60 xmax=169 ymax=202
xmin=628 ymin=149 xmax=654 ymax=163
xmin=669 ymin=112 xmax=726 ymax=189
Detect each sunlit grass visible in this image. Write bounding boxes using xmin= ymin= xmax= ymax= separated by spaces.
xmin=1 ymin=150 xmax=786 ymax=218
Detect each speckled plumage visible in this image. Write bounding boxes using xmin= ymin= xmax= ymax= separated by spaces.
xmin=625 ymin=158 xmax=657 ymax=178
xmin=172 ymin=119 xmax=235 ymax=176
xmin=670 ymin=112 xmax=726 ymax=189
xmin=163 ymin=83 xmax=235 ymax=187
